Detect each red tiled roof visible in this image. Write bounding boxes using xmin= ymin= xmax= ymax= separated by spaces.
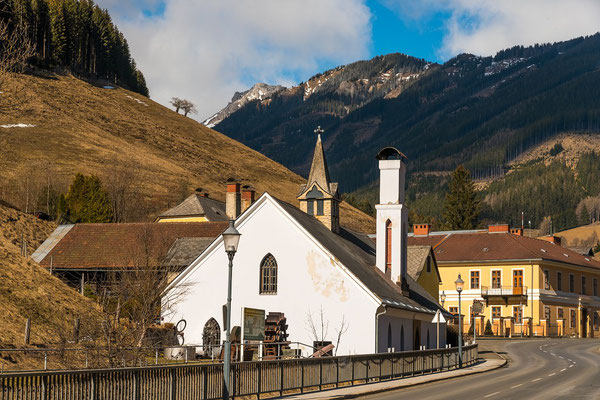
xmin=408 ymin=232 xmax=600 ymax=270
xmin=37 ymin=222 xmax=228 ymax=270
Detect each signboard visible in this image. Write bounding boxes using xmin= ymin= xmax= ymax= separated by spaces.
xmin=242 ymin=307 xmax=265 ymax=341
xmin=431 ymin=309 xmax=447 ymax=324
xmin=473 ymin=300 xmax=484 ymax=314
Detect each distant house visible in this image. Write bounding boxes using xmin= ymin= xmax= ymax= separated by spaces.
xmin=407 ymin=245 xmax=442 ymax=301
xmin=31 ymin=222 xmax=228 ymax=291
xmin=408 ymin=224 xmax=600 ymax=338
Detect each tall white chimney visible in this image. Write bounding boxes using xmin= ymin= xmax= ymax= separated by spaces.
xmin=374 ymin=147 xmax=409 ymax=294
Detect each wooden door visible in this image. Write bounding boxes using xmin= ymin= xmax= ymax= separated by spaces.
xmin=513 ymin=270 xmax=523 ymax=295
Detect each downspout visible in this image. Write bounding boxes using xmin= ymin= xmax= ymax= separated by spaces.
xmin=531 ymin=262 xmax=534 ymax=337
xmin=375 ymin=305 xmax=387 ymax=353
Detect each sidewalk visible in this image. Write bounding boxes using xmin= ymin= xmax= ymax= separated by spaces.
xmin=284 ymin=358 xmax=506 ymax=400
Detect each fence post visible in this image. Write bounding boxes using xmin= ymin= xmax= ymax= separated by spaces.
xmin=351 ymin=357 xmax=355 ymax=385
xmin=300 ymin=361 xmax=304 ymax=393
xmin=91 ymin=373 xmax=98 ymax=400
xmin=257 ymin=362 xmax=261 ymax=400
xmin=336 ymin=358 xmax=340 ymax=388
xmin=319 ymin=359 xmax=323 ymax=391
xmin=232 ymin=364 xmax=236 ymax=399
xmin=170 ymin=367 xmax=176 ymax=400
xmin=280 ymin=362 xmax=284 ymax=397
xmin=24 ymin=318 xmax=31 ymax=345
xmin=134 ymin=370 xmax=141 ymax=400
xmin=41 ymin=374 xmax=49 ymax=400
xmin=203 ymin=366 xmax=208 ymax=400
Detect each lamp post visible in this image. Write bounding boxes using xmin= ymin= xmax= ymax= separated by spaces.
xmin=222 ymin=220 xmax=241 ymax=400
xmin=455 ymin=274 xmax=464 ymax=368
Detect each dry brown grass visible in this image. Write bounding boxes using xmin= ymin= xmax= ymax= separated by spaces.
xmin=0 ymin=204 xmax=102 ymax=367
xmin=0 ymin=72 xmax=374 ymax=232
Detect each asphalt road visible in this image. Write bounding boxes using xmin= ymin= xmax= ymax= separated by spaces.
xmin=359 ymin=339 xmax=600 ymax=400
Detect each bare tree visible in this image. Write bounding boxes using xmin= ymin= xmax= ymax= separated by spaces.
xmin=305 ymin=307 xmax=349 ymax=355
xmin=103 ymin=161 xmax=141 ymax=222
xmin=0 ymin=19 xmax=35 ymax=111
xmin=170 ymin=97 xmax=184 ymax=113
xmin=333 ymin=315 xmax=349 ymax=356
xmin=100 ymin=224 xmax=190 ymax=366
xmin=539 ymin=216 xmax=552 ymax=236
xmin=181 ymin=100 xmax=198 ymax=117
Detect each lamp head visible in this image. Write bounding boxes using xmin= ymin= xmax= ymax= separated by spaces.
xmin=222 ymin=220 xmax=241 ymax=254
xmin=440 ymin=290 xmax=447 ymax=304
xmin=455 ymin=274 xmax=464 ymax=293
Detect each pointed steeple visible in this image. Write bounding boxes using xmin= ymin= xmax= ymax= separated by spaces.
xmin=297 ymin=126 xmax=341 ymax=233
xmin=306 ymin=127 xmax=332 ymax=193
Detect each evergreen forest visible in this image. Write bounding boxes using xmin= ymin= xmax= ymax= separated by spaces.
xmin=1 ymin=0 xmax=148 ymax=95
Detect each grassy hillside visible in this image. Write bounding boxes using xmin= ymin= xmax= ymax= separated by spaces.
xmin=0 ymin=203 xmax=102 ymax=368
xmin=0 ymin=72 xmax=373 ymax=232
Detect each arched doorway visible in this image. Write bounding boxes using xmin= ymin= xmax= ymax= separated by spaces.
xmin=414 ymin=327 xmax=420 ymax=350
xmin=202 ymin=318 xmax=221 ymax=355
xmin=427 ymin=330 xmax=430 ymax=349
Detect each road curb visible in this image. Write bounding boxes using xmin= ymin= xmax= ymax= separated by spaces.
xmin=296 ymin=357 xmax=508 ymax=400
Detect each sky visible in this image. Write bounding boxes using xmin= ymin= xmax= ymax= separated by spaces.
xmin=96 ymin=0 xmax=600 ymax=121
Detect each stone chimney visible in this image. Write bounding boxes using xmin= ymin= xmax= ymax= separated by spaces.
xmin=226 ymin=179 xmax=241 ymax=219
xmin=241 ymin=185 xmax=256 ymax=213
xmin=540 ymin=235 xmax=562 ymax=246
xmin=510 ymin=228 xmax=523 ymax=236
xmin=413 ymin=224 xmax=430 ymax=236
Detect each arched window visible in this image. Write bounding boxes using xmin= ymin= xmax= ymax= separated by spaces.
xmin=260 ymin=254 xmax=278 ymax=294
xmin=306 ymin=187 xmax=324 ymax=216
xmin=385 ymin=220 xmax=392 ymax=276
xmin=202 ymin=318 xmax=221 ymax=354
xmin=387 ymin=323 xmax=392 ymax=351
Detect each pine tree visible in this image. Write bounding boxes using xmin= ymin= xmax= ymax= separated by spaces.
xmin=443 ymin=165 xmax=480 ymax=230
xmin=64 ymin=173 xmax=112 ymax=223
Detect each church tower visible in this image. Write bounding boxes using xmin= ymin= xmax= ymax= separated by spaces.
xmin=375 ymin=147 xmax=409 ymax=294
xmin=297 ymin=127 xmax=341 ymax=233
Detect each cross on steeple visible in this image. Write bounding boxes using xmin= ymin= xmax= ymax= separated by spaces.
xmin=314 ymin=126 xmax=324 ymax=138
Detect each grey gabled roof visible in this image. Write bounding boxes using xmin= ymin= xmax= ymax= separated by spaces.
xmin=164 ymin=237 xmax=217 ymax=268
xmin=30 ymin=224 xmax=74 ymax=263
xmin=273 ymin=197 xmax=441 ymax=315
xmin=159 ymin=194 xmax=227 ymax=221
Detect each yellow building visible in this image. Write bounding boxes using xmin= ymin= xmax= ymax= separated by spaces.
xmin=407 ymin=245 xmax=441 ymax=301
xmin=409 ymin=224 xmax=600 ymax=338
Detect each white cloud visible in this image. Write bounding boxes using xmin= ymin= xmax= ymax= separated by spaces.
xmin=384 ymin=0 xmax=600 ymax=60
xmin=98 ymin=0 xmax=372 ymax=120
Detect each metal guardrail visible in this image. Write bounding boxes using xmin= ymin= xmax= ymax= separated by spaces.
xmin=481 ymin=286 xmax=528 ymax=296
xmin=0 ymin=344 xmax=477 ymax=399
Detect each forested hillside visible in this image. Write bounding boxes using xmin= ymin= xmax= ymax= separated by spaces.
xmin=2 ymin=0 xmax=147 ymax=95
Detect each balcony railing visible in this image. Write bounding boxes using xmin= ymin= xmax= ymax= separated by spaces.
xmin=482 ymin=286 xmax=528 ymax=297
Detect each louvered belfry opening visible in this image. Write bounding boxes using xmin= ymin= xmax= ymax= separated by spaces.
xmin=385 ymin=219 xmax=392 ymax=277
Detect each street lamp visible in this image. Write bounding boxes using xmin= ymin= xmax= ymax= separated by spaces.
xmin=455 ymin=274 xmax=464 ymax=368
xmin=440 ymin=291 xmax=447 ymax=308
xmin=222 ymin=220 xmax=241 ymax=400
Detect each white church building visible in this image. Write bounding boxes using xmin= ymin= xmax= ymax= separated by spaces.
xmin=165 ymin=132 xmax=447 ymax=356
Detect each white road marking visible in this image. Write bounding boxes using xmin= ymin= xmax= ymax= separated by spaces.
xmin=532 ymin=378 xmax=542 ymax=382
xmin=484 ymin=391 xmax=501 ymax=398
xmin=569 ymin=365 xmax=574 ymax=368
xmin=573 ymin=361 xmax=576 ymax=364
xmin=559 ymin=356 xmax=564 ymax=359
xmin=561 ymin=368 xmax=567 ymax=372
xmin=567 ymin=359 xmax=572 ymax=361
xmin=548 ymin=373 xmax=556 ymax=376
xmin=511 ymin=384 xmax=523 ymax=389
xmin=551 ymin=353 xmax=556 ymax=356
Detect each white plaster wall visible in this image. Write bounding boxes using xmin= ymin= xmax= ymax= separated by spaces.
xmin=378 ymin=159 xmax=406 ymax=205
xmin=375 ymin=204 xmax=408 ymax=283
xmin=168 ymin=198 xmax=379 ymax=356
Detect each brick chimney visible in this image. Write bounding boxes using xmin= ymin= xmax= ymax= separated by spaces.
xmin=488 ymin=224 xmax=510 ymax=233
xmin=540 ymin=235 xmax=562 ymax=246
xmin=413 ymin=224 xmax=430 ymax=236
xmin=195 ymin=188 xmax=210 ymax=198
xmin=510 ymin=228 xmax=523 ymax=236
xmin=226 ymin=179 xmax=241 ymax=219
xmin=241 ymin=185 xmax=256 ymax=213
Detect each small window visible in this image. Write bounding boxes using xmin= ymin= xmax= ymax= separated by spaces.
xmin=570 ymin=309 xmax=576 ymax=328
xmin=307 ymin=200 xmax=314 ymax=216
xmin=544 ymin=306 xmax=551 ymax=321
xmin=492 ymin=270 xmax=501 ymax=289
xmin=557 ymin=308 xmax=564 ymax=319
xmin=449 ymin=307 xmax=458 ymax=314
xmin=470 ymin=271 xmax=480 ymax=289
xmin=316 ymin=199 xmax=324 ymax=216
xmin=582 ymin=276 xmax=587 ymax=295
xmin=543 ymin=270 xmax=550 ymax=290
xmin=492 ymin=306 xmax=501 ymax=319
xmin=385 ymin=220 xmax=392 ymax=276
xmin=557 ymin=272 xmax=562 ymax=291
xmin=513 ymin=306 xmax=522 ymax=324
xmin=569 ymin=274 xmax=575 ymax=293
xmin=259 ymin=254 xmax=278 ymax=294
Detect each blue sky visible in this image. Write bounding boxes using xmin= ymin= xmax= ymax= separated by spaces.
xmin=98 ymin=0 xmax=600 ymax=119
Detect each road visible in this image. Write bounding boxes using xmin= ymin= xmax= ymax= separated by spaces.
xmin=359 ymin=339 xmax=600 ymax=400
